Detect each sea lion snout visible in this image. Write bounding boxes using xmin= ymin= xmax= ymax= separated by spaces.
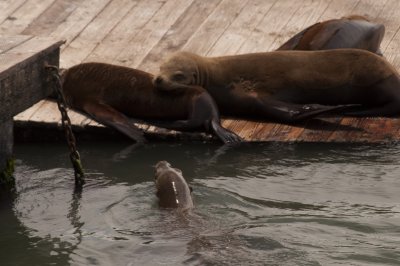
xmin=153 ymin=75 xmax=173 ymax=90
xmin=153 ymin=76 xmax=164 ymax=86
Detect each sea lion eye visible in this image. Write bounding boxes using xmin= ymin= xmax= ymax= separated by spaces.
xmin=172 ymin=72 xmax=186 ymax=81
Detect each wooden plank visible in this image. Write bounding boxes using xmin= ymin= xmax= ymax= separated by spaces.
xmin=110 ymin=0 xmax=194 ymax=68
xmin=327 ymin=117 xmax=361 ymax=142
xmin=297 ymin=117 xmax=342 ymax=142
xmin=350 ymin=0 xmax=389 ymax=18
xmin=84 ymin=0 xmax=165 ymax=65
xmin=61 ymin=0 xmax=138 ymax=67
xmin=251 ymin=122 xmax=280 ymax=141
xmin=0 ymin=0 xmax=26 ymax=25
xmin=376 ymin=0 xmax=400 ymax=53
xmin=381 ymin=1 xmax=400 ymax=66
xmin=238 ymin=0 xmax=305 ymax=53
xmin=294 ymin=0 xmax=333 ymax=30
xmin=28 ymin=99 xmax=61 ymax=123
xmin=138 ymin=0 xmax=222 ymax=73
xmin=48 ymin=0 xmax=111 ymax=67
xmin=0 ymin=35 xmax=32 ymax=53
xmin=0 ymin=0 xmax=55 ymax=35
xmin=268 ymin=0 xmax=331 ymax=51
xmin=207 ymin=0 xmax=276 ymax=56
xmin=317 ymin=0 xmax=360 ymax=20
xmin=65 ymin=107 xmax=90 ymax=127
xmin=183 ymin=0 xmax=250 ymax=56
xmin=14 ymin=100 xmax=46 ymax=121
xmin=22 ymin=0 xmax=83 ymax=36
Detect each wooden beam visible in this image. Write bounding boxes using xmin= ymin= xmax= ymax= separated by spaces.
xmin=0 ymin=35 xmax=63 ymax=185
xmin=0 ymin=36 xmax=64 ymax=123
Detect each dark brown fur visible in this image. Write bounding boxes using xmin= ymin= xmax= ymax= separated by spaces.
xmin=61 ymin=62 xmax=242 ymax=143
xmin=277 ymin=15 xmax=385 ymax=55
xmin=154 ymin=49 xmax=400 ymax=120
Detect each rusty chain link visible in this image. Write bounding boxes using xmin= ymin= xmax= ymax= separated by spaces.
xmin=45 ymin=64 xmax=85 ymax=188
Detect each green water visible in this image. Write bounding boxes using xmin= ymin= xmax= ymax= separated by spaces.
xmin=1 ymin=141 xmax=400 ymax=265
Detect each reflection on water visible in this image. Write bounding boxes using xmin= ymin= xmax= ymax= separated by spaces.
xmin=1 ymin=141 xmax=400 ymax=265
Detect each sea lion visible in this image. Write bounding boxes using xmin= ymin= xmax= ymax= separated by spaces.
xmin=154 ymin=160 xmax=194 ymax=210
xmin=154 ymin=49 xmax=400 ymax=119
xmin=61 ymin=62 xmax=242 ymax=143
xmin=277 ymin=15 xmax=385 ymax=55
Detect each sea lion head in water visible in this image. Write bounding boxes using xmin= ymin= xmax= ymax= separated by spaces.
xmin=154 ymin=160 xmax=194 ymax=210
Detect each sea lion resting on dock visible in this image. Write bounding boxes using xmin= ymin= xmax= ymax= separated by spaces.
xmin=277 ymin=15 xmax=385 ymax=55
xmin=154 ymin=49 xmax=400 ymax=120
xmin=61 ymin=62 xmax=242 ymax=143
xmin=154 ymin=160 xmax=194 ymax=210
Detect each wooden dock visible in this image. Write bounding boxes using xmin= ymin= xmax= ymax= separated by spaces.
xmin=2 ymin=0 xmax=400 ymax=143
xmin=0 ymin=35 xmax=62 ymax=182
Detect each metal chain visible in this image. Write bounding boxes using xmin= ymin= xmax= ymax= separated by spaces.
xmin=45 ymin=64 xmax=85 ymax=188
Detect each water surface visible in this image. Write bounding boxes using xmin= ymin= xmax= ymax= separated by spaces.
xmin=1 ymin=141 xmax=400 ymax=265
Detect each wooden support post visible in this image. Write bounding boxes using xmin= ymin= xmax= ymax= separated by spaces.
xmin=0 ymin=36 xmax=64 ymax=189
xmin=0 ymin=120 xmax=14 ymax=189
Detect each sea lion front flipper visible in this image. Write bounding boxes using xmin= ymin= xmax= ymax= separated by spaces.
xmin=81 ymin=101 xmax=146 ymax=143
xmin=210 ymin=119 xmax=243 ymax=144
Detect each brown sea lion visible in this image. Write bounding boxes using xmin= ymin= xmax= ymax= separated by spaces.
xmin=154 ymin=160 xmax=194 ymax=210
xmin=61 ymin=62 xmax=242 ymax=143
xmin=277 ymin=15 xmax=385 ymax=55
xmin=154 ymin=49 xmax=400 ymax=119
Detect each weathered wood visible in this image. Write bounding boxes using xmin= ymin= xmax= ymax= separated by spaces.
xmin=22 ymin=0 xmax=83 ymax=36
xmin=0 ymin=119 xmax=14 ymax=189
xmin=0 ymin=36 xmax=63 ymax=123
xmin=0 ymin=120 xmax=13 ymax=169
xmin=0 ymin=35 xmax=62 ymax=183
xmin=207 ymin=0 xmax=276 ymax=56
xmin=110 ymin=0 xmax=194 ymax=68
xmin=139 ymin=0 xmax=222 ymax=72
xmin=0 ymin=35 xmax=32 ymax=53
xmin=238 ymin=0 xmax=307 ymax=53
xmin=84 ymin=0 xmax=165 ymax=65
xmin=61 ymin=0 xmax=138 ymax=67
xmin=183 ymin=0 xmax=250 ymax=56
xmin=0 ymin=0 xmax=55 ymax=35
xmin=3 ymin=0 xmax=400 ymax=143
xmin=0 ymin=0 xmax=27 ymax=25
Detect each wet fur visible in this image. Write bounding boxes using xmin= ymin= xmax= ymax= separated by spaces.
xmin=154 ymin=161 xmax=194 ymax=210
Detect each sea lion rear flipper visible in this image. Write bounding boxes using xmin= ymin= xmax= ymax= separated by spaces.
xmin=290 ymin=104 xmax=358 ymax=121
xmin=210 ymin=119 xmax=243 ymax=144
xmin=267 ymin=101 xmax=357 ymax=122
xmin=82 ymin=101 xmax=146 ymax=143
